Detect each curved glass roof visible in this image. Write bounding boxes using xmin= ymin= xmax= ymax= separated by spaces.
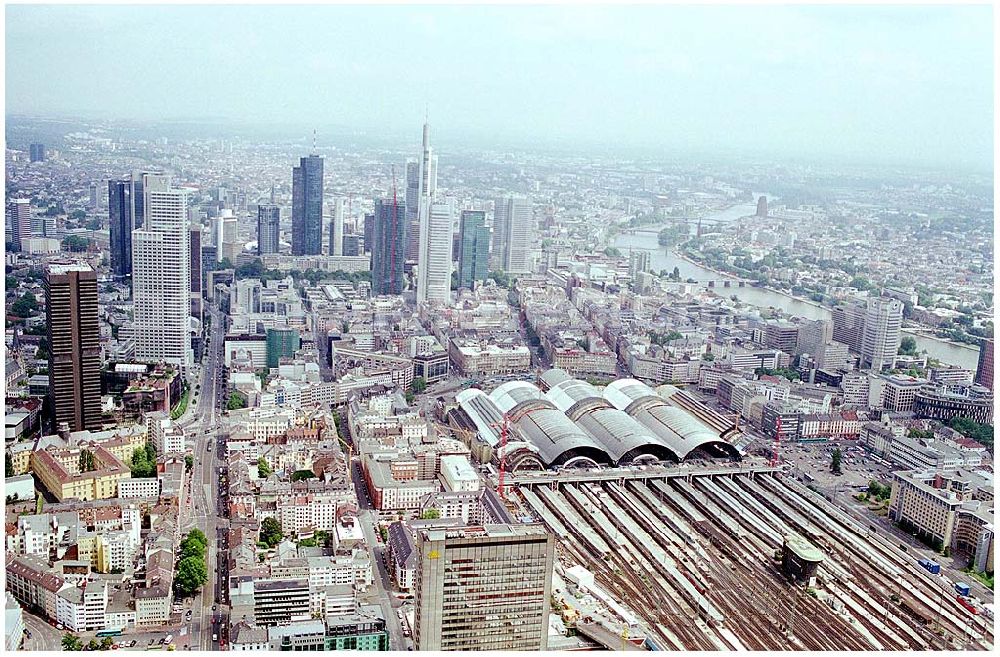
xmin=490 ymin=381 xmax=545 ymax=414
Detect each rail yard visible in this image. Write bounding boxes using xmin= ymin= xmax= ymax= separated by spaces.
xmin=511 ymin=464 xmax=994 ymax=651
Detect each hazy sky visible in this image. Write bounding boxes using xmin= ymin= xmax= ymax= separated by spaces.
xmin=5 ymin=4 xmax=994 ymax=170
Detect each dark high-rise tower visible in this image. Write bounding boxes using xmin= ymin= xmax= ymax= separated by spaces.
xmin=46 ymin=262 xmax=102 ymax=432
xmin=976 ymin=338 xmax=994 ymax=390
xmin=291 ymin=155 xmax=324 ymax=255
xmin=457 ymin=210 xmax=489 ymax=289
xmin=371 ymin=198 xmax=407 ymax=296
xmin=756 ymin=195 xmax=768 ymax=217
xmin=108 ymin=179 xmax=133 ymax=282
xmin=363 ymin=212 xmax=375 ymax=253
xmin=257 ymin=204 xmax=281 ymax=255
xmin=29 ymin=143 xmax=45 ymax=162
xmin=190 ymin=225 xmax=203 ymax=321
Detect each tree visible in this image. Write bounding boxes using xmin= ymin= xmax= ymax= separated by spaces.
xmin=100 ymin=637 xmax=114 ymax=650
xmin=179 ymin=531 xmax=206 ymax=560
xmin=175 ymin=555 xmax=208 ymax=597
xmin=5 ymin=454 xmax=13 ymax=477
xmin=291 ymin=469 xmax=316 ymax=482
xmin=184 ymin=454 xmax=193 ymax=472
xmin=672 ymin=266 xmax=681 ymax=280
xmin=604 ymin=246 xmax=622 ymax=257
xmin=87 ymin=639 xmax=100 ymax=651
xmin=419 ymin=509 xmax=441 ymax=520
xmin=62 ymin=633 xmax=83 ymax=651
xmin=130 ymin=442 xmax=157 ymax=478
xmin=257 ymin=457 xmax=272 ymax=479
xmin=260 ymin=517 xmax=283 ymax=547
xmin=404 ymin=390 xmax=415 ymax=405
xmin=701 ymin=352 xmax=715 ymax=362
xmin=411 ymin=377 xmax=427 ymax=394
xmin=830 ymin=448 xmax=842 ymax=475
xmin=227 ymin=391 xmax=248 ymax=410
xmin=9 ymin=292 xmax=39 ymax=317
xmin=948 ymin=417 xmax=994 ymax=450
xmin=62 ymin=235 xmax=91 ymax=252
xmin=78 ymin=449 xmax=96 ymax=473
xmin=898 ymin=336 xmax=918 ymax=356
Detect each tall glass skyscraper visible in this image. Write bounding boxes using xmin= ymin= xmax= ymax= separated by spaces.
xmin=291 ymin=155 xmax=324 ymax=255
xmin=371 ymin=198 xmax=406 ymax=296
xmin=257 ymin=204 xmax=281 ymax=254
xmin=108 ymin=179 xmax=133 ymax=282
xmin=457 ymin=210 xmax=489 ymax=289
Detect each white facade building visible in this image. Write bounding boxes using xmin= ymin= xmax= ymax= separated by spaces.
xmin=417 ymin=198 xmax=455 ymax=305
xmin=132 ymin=174 xmax=192 ymax=366
xmin=493 ymin=195 xmax=533 ymax=274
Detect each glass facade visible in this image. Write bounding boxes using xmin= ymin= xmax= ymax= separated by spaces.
xmin=371 ymin=199 xmax=406 ymax=296
xmin=292 ymin=155 xmax=324 ymax=255
xmin=457 ymin=210 xmax=489 ymax=289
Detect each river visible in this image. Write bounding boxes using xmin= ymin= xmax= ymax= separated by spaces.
xmin=613 ymin=202 xmax=981 ymax=369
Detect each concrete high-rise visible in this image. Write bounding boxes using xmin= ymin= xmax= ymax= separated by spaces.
xmin=371 ymin=198 xmax=407 ymax=296
xmin=414 ymin=524 xmax=554 ymax=651
xmin=46 ymin=262 xmax=102 ymax=432
xmin=7 ymin=198 xmax=32 ymax=251
xmin=329 ymin=197 xmax=345 ymax=256
xmin=257 ymin=204 xmax=281 ymax=255
xmin=860 ymin=297 xmax=904 ymax=371
xmin=404 ymin=160 xmax=421 ymax=261
xmin=756 ymin=195 xmax=768 ymax=217
xmin=29 ymin=143 xmax=45 ymax=162
xmin=291 ymin=155 xmax=324 ymax=255
xmin=976 ymin=339 xmax=994 ymax=390
xmin=457 ymin=210 xmax=489 ymax=289
xmin=213 ymin=209 xmax=239 ymax=263
xmin=132 ymin=174 xmax=192 ymax=367
xmin=832 ymin=300 xmax=867 ymax=353
xmin=493 ymin=195 xmax=533 ymax=274
xmin=417 ymin=199 xmax=454 ymax=305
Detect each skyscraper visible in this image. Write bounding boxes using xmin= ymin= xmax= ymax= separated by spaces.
xmin=860 ymin=297 xmax=904 ymax=371
xmin=7 ymin=198 xmax=32 ymax=251
xmin=414 ymin=524 xmax=555 ymax=651
xmin=257 ymin=204 xmax=281 ymax=255
xmin=108 ymin=179 xmax=136 ymax=283
xmin=493 ymin=195 xmax=533 ymax=274
xmin=832 ymin=300 xmax=867 ymax=352
xmin=404 ymin=160 xmax=421 ymax=261
xmin=329 ymin=196 xmax=345 ymax=256
xmin=213 ymin=209 xmax=238 ymax=263
xmin=29 ymin=143 xmax=45 ymax=162
xmin=756 ymin=195 xmax=768 ymax=217
xmin=371 ymin=198 xmax=406 ymax=296
xmin=407 ymin=122 xmax=439 ymax=262
xmin=976 ymin=338 xmax=994 ymax=390
xmin=46 ymin=262 xmax=102 ymax=432
xmin=130 ymin=171 xmax=146 ymax=230
xmin=190 ymin=225 xmax=203 ymax=321
xmin=291 ymin=155 xmax=324 ymax=255
xmin=132 ymin=174 xmax=192 ymax=367
xmin=417 ymin=199 xmax=454 ymax=304
xmin=457 ymin=210 xmax=489 ymax=289
xmin=341 ymin=234 xmax=360 ymax=257
xmin=363 ymin=212 xmax=375 ymax=254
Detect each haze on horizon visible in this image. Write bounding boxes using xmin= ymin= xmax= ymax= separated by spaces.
xmin=5 ymin=4 xmax=994 ymax=172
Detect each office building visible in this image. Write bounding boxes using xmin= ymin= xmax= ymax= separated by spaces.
xmin=189 ymin=225 xmax=203 ymax=320
xmin=457 ymin=210 xmax=489 ymax=289
xmin=796 ymin=319 xmax=833 ymax=357
xmin=756 ymin=195 xmax=768 ymax=217
xmin=414 ymin=524 xmax=554 ymax=651
xmin=29 ymin=143 xmax=45 ymax=162
xmin=132 ymin=174 xmax=193 ymax=367
xmin=493 ymin=196 xmax=533 ymax=274
xmin=266 ymin=328 xmax=301 ymax=368
xmin=212 ymin=209 xmax=238 ymax=263
xmin=7 ymin=198 xmax=32 ymax=251
xmin=342 ymin=234 xmax=360 ymax=257
xmin=257 ymin=204 xmax=281 ymax=255
xmin=628 ymin=250 xmax=650 ymax=279
xmin=371 ymin=198 xmax=406 ymax=296
xmin=861 ymin=298 xmax=904 ymax=371
xmin=975 ymin=338 xmax=993 ymax=390
xmin=330 ymin=197 xmax=345 ymax=256
xmin=363 ymin=212 xmax=375 ymax=254
xmin=417 ymin=198 xmax=454 ymax=305
xmin=832 ymin=300 xmax=866 ymax=352
xmin=292 ymin=155 xmax=324 ymax=255
xmin=46 ymin=262 xmax=102 ymax=432
xmin=108 ymin=180 xmax=134 ymax=282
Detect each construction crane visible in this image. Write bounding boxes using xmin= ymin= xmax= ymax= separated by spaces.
xmin=489 ymin=405 xmax=545 ymax=500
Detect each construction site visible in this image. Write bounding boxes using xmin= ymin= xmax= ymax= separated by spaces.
xmin=508 ymin=464 xmax=994 ymax=651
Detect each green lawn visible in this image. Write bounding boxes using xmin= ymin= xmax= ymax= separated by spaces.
xmin=170 ymin=387 xmax=190 ymax=420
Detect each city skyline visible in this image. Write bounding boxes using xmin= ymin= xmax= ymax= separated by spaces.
xmin=5 ymin=4 xmax=993 ymax=171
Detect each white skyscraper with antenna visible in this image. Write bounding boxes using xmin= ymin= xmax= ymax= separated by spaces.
xmin=415 ymin=121 xmax=451 ymax=304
